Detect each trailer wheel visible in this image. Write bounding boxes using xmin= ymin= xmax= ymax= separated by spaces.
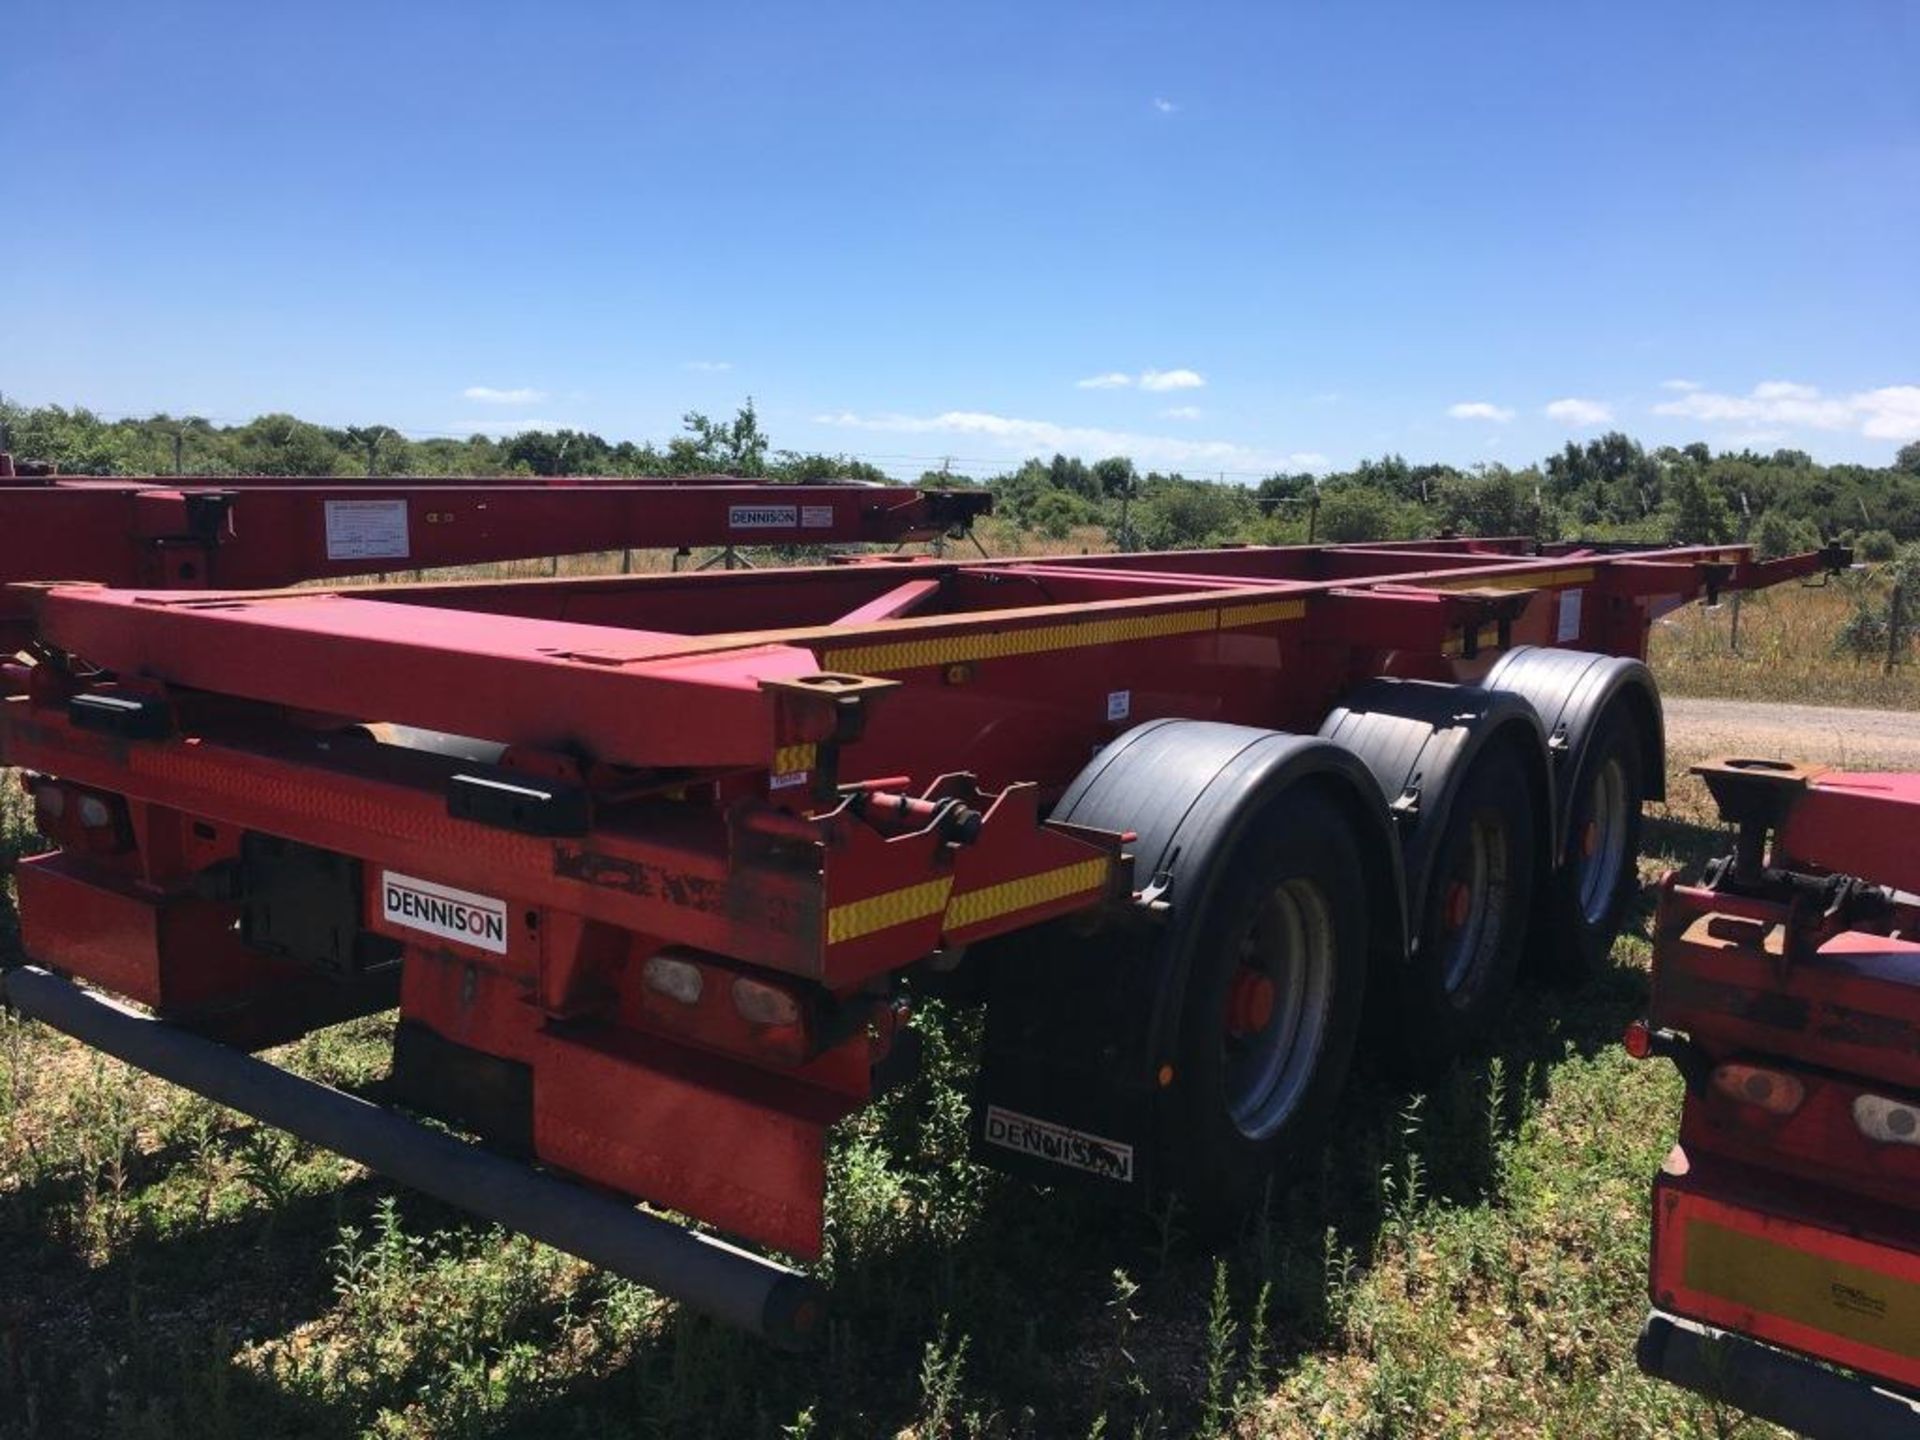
xmin=1395 ymin=741 xmax=1536 ymax=1070
xmin=1550 ymin=708 xmax=1645 ymax=976
xmin=979 ymin=722 xmax=1398 ymax=1225
xmin=1170 ymin=787 xmax=1370 ymax=1230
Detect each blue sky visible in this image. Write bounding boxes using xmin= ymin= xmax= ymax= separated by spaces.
xmin=6 ymin=1 xmax=1917 ymax=478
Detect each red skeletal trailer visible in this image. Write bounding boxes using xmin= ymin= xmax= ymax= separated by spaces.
xmin=0 ymin=515 xmax=1849 ymax=1346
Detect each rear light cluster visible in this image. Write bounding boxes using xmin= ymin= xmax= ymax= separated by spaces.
xmin=23 ymin=773 xmax=133 ymax=855
xmin=639 ymin=949 xmax=819 ymax=1066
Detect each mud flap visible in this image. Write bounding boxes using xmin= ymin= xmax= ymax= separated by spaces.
xmin=970 ymin=919 xmax=1166 ymax=1203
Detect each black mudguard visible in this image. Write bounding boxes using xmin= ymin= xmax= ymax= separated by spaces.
xmin=1318 ymin=678 xmax=1553 ymax=922
xmin=1480 ymin=645 xmax=1666 ymax=855
xmin=972 ymin=721 xmax=1401 ymax=1204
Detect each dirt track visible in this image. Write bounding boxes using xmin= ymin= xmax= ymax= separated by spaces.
xmin=1664 ymin=695 xmax=1920 ymax=769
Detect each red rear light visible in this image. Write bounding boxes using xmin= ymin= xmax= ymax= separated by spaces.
xmin=1710 ymin=1062 xmax=1806 ymax=1116
xmin=1623 ymin=1019 xmax=1654 ymax=1060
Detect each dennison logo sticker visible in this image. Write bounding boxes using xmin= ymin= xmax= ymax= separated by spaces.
xmin=983 ymin=1105 xmax=1134 ymax=1181
xmin=381 ymin=871 xmax=509 ymax=954
xmin=728 ymin=504 xmax=799 ymax=529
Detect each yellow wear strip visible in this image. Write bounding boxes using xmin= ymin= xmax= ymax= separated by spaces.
xmin=822 ymin=597 xmax=1304 ymax=676
xmin=825 ymin=877 xmax=954 ymax=946
xmin=1426 ymin=566 xmax=1596 ymax=593
xmin=944 ymin=858 xmax=1109 ymax=931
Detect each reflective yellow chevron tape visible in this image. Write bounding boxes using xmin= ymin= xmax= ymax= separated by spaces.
xmin=943 ymin=857 xmax=1110 ymax=931
xmin=772 ymin=742 xmax=816 ymax=774
xmin=825 ymin=876 xmax=953 ymax=945
xmin=1218 ymin=598 xmax=1307 ymax=628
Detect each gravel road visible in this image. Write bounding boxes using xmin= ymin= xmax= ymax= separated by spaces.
xmin=1663 ymin=695 xmax=1920 ymax=770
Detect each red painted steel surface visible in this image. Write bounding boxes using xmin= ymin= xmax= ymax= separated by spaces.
xmin=3 ymin=535 xmax=1833 ymax=1255
xmin=0 ymin=468 xmax=985 ymax=649
xmin=1641 ymin=761 xmax=1920 ymax=1402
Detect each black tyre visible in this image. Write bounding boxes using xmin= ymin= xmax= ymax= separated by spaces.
xmin=1393 ymin=742 xmax=1537 ymax=1072
xmin=1546 ymin=707 xmax=1645 ymax=978
xmin=1169 ymin=788 xmax=1370 ymax=1231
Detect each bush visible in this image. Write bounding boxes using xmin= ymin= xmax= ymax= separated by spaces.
xmin=1315 ymin=485 xmax=1403 ymax=543
xmin=1029 ymin=489 xmax=1091 ymax=540
xmin=1857 ymin=529 xmax=1900 ymax=563
xmin=1753 ymin=510 xmax=1821 ymax=560
xmin=1126 ymin=478 xmax=1256 ymax=550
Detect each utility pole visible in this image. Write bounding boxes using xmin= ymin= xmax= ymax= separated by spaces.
xmin=173 ymin=430 xmax=184 ymax=476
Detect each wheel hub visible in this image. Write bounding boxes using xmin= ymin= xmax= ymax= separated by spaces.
xmin=1225 ymin=968 xmax=1276 ymax=1037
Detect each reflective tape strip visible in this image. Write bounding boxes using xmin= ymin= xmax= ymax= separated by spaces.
xmin=1218 ymin=598 xmax=1307 ymax=629
xmin=772 ymin=743 xmax=816 ymax=775
xmin=944 ymin=857 xmax=1110 ymax=931
xmin=821 ymin=598 xmax=1303 ymax=675
xmin=825 ymin=876 xmax=953 ymax=945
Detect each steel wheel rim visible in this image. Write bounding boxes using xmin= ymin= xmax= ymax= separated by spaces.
xmin=1222 ymin=876 xmax=1336 ymax=1140
xmin=1576 ymin=756 xmax=1630 ymax=925
xmin=1437 ymin=810 xmax=1510 ymax=1001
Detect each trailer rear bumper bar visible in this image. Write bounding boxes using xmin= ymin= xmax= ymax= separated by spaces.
xmin=1637 ymin=1310 xmax=1920 ymax=1440
xmin=0 ymin=964 xmax=824 ymax=1350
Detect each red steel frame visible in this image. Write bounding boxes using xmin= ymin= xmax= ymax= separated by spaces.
xmin=4 ymin=536 xmax=1833 ymax=1257
xmin=1639 ymin=762 xmax=1920 ymax=1401
xmin=0 ymin=462 xmax=987 ymax=650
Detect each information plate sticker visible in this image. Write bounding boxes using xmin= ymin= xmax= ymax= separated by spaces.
xmin=801 ymin=505 xmax=835 ymax=528
xmin=381 ymin=871 xmax=508 ymax=954
xmin=1107 ymin=689 xmax=1132 ymax=722
xmin=324 ymin=499 xmax=410 ymax=561
xmin=1557 ymin=588 xmax=1583 ymax=643
xmin=729 ymin=504 xmax=799 ymax=529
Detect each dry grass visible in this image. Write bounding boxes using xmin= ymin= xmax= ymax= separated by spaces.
xmin=1648 ymin=569 xmax=1920 ymax=710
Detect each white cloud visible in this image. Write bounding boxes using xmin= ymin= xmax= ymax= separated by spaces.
xmin=1660 ymin=378 xmax=1702 ymax=392
xmin=1139 ymin=368 xmax=1205 ymax=392
xmin=1447 ymin=401 xmax=1514 ymax=423
xmin=1076 ymin=367 xmax=1206 ymax=392
xmin=1285 ymin=452 xmax=1329 ymax=470
xmin=462 ymin=385 xmax=547 ymax=405
xmin=1652 ymin=380 xmax=1920 ymax=441
xmin=1152 ymin=97 xmax=1179 ymax=113
xmin=1160 ymin=405 xmax=1203 ymax=420
xmin=815 ymin=408 xmax=1279 ymax=472
xmin=1545 ymin=397 xmax=1614 ymax=427
xmin=683 ymin=360 xmax=733 ymax=373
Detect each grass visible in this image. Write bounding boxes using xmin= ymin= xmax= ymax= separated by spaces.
xmin=9 ymin=565 xmax=1902 ymax=1438
xmin=1647 ymin=565 xmax=1920 ymax=709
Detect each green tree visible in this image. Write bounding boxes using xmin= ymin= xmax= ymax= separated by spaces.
xmin=1663 ymin=467 xmax=1734 ymax=544
xmin=670 ymin=399 xmax=770 ymax=475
